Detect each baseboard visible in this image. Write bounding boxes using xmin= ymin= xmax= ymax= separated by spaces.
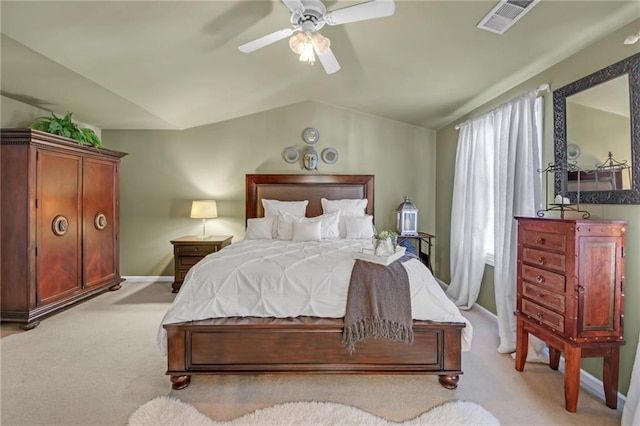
xmin=471 ymin=302 xmax=626 ymax=412
xmin=472 ymin=301 xmax=497 ymax=319
xmin=122 ymin=276 xmax=173 ymax=282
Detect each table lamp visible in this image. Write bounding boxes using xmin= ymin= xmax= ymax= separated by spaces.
xmin=190 ymin=200 xmax=217 ymax=239
xmin=396 ymin=196 xmax=418 ymax=236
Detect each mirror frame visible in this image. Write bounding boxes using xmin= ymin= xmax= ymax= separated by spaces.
xmin=554 ymin=52 xmax=640 ymax=204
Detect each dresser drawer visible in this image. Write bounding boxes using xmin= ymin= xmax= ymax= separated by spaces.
xmin=522 ymin=247 xmax=566 ymax=273
xmin=521 ymin=264 xmax=565 ymax=293
xmin=522 ymin=299 xmax=565 ymax=333
xmin=175 ymin=245 xmax=218 ymax=256
xmin=178 ymin=256 xmax=206 ymax=268
xmin=523 ymin=282 xmax=565 ymax=313
xmin=521 ymin=229 xmax=566 ymax=252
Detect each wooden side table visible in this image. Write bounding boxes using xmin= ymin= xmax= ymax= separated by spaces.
xmin=170 ymin=235 xmax=232 ymax=293
xmin=397 ymin=232 xmax=435 ymax=272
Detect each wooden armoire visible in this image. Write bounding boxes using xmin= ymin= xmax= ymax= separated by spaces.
xmin=514 ymin=217 xmax=626 ymax=412
xmin=1 ymin=129 xmax=127 ymax=329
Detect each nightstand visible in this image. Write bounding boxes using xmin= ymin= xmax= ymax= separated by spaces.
xmin=170 ymin=235 xmax=232 ymax=293
xmin=397 ymin=232 xmax=435 ymax=272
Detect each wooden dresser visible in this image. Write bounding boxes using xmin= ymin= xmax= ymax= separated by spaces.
xmin=514 ymin=217 xmax=626 ymax=412
xmin=1 ymin=129 xmax=127 ymax=329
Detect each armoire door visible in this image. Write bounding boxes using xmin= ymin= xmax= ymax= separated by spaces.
xmin=36 ymin=149 xmax=82 ymax=305
xmin=576 ymin=235 xmax=623 ymax=339
xmin=83 ymin=157 xmax=117 ymax=288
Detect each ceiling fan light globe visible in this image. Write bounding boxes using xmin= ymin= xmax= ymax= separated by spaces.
xmin=299 ymin=42 xmax=316 ymax=64
xmin=311 ymin=32 xmax=330 ymax=54
xmin=289 ymin=32 xmax=306 ymax=54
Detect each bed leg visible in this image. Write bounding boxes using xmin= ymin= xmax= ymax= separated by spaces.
xmin=438 ymin=374 xmax=459 ymax=389
xmin=20 ymin=320 xmax=40 ymax=331
xmin=170 ymin=375 xmax=191 ymax=390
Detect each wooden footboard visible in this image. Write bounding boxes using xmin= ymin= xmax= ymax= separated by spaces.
xmin=165 ymin=317 xmax=464 ymax=390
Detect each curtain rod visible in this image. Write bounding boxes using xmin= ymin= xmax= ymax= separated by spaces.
xmin=454 ymin=83 xmax=550 ymax=130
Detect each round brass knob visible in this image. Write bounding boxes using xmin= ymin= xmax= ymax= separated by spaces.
xmin=94 ymin=213 xmax=107 ymax=230
xmin=52 ymin=215 xmax=69 ymax=236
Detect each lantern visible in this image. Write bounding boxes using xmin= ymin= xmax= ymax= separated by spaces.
xmin=396 ymin=196 xmax=418 ymax=236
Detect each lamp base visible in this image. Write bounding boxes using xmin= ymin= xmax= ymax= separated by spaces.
xmin=198 ymin=218 xmax=208 ymax=240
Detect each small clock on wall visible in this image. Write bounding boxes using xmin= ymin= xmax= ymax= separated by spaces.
xmin=302 ymin=127 xmax=320 ymax=144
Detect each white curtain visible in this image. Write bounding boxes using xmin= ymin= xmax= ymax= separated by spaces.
xmin=622 ymin=333 xmax=640 ymax=426
xmin=492 ymin=91 xmax=543 ymax=353
xmin=448 ymin=89 xmax=547 ymax=356
xmin=446 ymin=114 xmax=494 ymax=309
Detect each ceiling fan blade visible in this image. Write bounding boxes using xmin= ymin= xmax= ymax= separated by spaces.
xmin=238 ymin=28 xmax=294 ymax=53
xmin=315 ymin=46 xmax=341 ymax=75
xmin=281 ymin=0 xmax=305 ymax=14
xmin=324 ymin=0 xmax=395 ymax=26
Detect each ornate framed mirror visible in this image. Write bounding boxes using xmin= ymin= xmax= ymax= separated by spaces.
xmin=553 ymin=52 xmax=640 ymax=204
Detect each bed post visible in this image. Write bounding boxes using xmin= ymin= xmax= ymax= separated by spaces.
xmin=165 ymin=324 xmax=191 ymax=389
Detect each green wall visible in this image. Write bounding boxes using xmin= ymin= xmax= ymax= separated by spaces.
xmin=435 ymin=20 xmax=640 ymax=396
xmin=103 ymin=100 xmax=436 ymax=277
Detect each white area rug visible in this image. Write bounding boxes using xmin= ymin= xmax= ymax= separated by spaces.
xmin=128 ymin=397 xmax=500 ymax=425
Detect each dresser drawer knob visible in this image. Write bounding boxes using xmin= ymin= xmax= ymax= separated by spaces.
xmin=536 ymin=257 xmax=546 ymax=265
xmin=575 ymin=285 xmax=585 ymax=293
xmin=536 ymin=313 xmax=544 ymax=321
xmin=536 ymin=275 xmax=545 ymax=283
xmin=538 ymin=293 xmax=545 ymax=298
xmin=536 ymin=237 xmax=545 ymax=245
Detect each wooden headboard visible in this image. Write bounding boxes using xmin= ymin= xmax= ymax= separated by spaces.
xmin=246 ymin=174 xmax=374 ymax=219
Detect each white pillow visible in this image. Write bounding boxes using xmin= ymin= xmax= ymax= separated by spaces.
xmin=321 ymin=198 xmax=368 ymax=238
xmin=321 ymin=198 xmax=368 ymax=216
xmin=277 ymin=210 xmax=341 ymax=240
xmin=316 ymin=210 xmax=340 ymax=240
xmin=276 ymin=210 xmax=299 ymax=240
xmin=344 ymin=215 xmax=374 ymax=239
xmin=245 ymin=217 xmax=274 ymax=240
xmin=262 ymin=199 xmax=309 ymax=237
xmin=292 ymin=221 xmax=322 ymax=242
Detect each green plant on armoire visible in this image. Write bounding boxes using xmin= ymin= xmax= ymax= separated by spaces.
xmin=29 ymin=112 xmax=102 ymax=148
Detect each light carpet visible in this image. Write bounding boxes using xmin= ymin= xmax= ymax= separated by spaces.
xmin=128 ymin=397 xmax=500 ymax=425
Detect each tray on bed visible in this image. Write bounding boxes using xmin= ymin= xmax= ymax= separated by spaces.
xmin=353 ymin=246 xmax=406 ymax=265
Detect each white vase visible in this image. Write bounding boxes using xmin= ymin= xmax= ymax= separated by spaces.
xmin=374 ymin=238 xmax=394 ymax=256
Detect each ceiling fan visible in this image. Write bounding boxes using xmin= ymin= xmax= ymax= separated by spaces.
xmin=238 ymin=0 xmax=396 ymax=74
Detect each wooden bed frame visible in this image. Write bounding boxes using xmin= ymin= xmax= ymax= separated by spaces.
xmin=164 ymin=174 xmax=465 ymax=390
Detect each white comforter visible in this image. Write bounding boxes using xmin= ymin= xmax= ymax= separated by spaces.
xmin=157 ymin=239 xmax=472 ymax=354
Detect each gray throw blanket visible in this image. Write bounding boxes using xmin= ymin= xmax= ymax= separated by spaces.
xmin=342 ymin=256 xmax=414 ymax=354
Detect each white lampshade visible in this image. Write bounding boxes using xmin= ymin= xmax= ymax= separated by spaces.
xmin=190 ymin=200 xmax=217 ymax=219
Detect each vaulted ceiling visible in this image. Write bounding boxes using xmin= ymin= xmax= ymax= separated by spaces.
xmin=1 ymin=1 xmax=638 ymax=131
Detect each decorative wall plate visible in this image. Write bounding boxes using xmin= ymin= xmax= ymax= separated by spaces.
xmin=321 ymin=147 xmax=339 ymax=164
xmin=283 ymin=146 xmax=300 ymax=163
xmin=567 ymin=143 xmax=581 ymax=160
xmin=302 ymin=127 xmax=320 ymax=144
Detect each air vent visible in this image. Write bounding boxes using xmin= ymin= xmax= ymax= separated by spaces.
xmin=477 ymin=0 xmax=540 ymax=34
